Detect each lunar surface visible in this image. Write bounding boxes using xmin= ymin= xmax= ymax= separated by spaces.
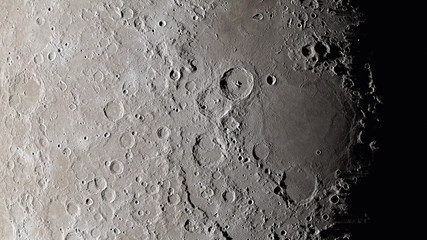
xmin=0 ymin=0 xmax=381 ymax=239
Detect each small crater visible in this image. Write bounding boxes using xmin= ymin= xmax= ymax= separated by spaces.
xmin=36 ymin=17 xmax=45 ymax=25
xmin=85 ymin=198 xmax=93 ymax=206
xmin=330 ymin=195 xmax=339 ymax=204
xmin=103 ymin=101 xmax=124 ymax=122
xmin=34 ymin=54 xmax=44 ymax=64
xmin=119 ymin=132 xmax=136 ymax=149
xmin=223 ymin=190 xmax=236 ymax=203
xmin=109 ymin=160 xmax=124 ymax=175
xmin=121 ymin=7 xmax=134 ymax=20
xmin=156 ymin=126 xmax=171 ymax=139
xmin=314 ymin=42 xmax=328 ymax=57
xmin=169 ymin=69 xmax=182 ymax=81
xmin=266 ymin=75 xmax=277 ymax=85
xmin=159 ymin=20 xmax=166 ymax=27
xmin=167 ymin=194 xmax=181 ymax=205
xmin=219 ymin=68 xmax=254 ymax=101
xmin=253 ymin=13 xmax=264 ymax=21
xmin=284 ymin=167 xmax=316 ymax=203
xmin=134 ymin=16 xmax=147 ymax=32
xmin=87 ymin=176 xmax=107 ymax=194
xmin=66 ymin=202 xmax=81 ymax=216
xmin=8 ymin=71 xmax=43 ymax=114
xmin=48 ymin=51 xmax=56 ymax=61
xmin=185 ymin=81 xmax=196 ymax=92
xmin=253 ymin=143 xmax=270 ymax=160
xmin=101 ymin=188 xmax=116 ymax=203
xmin=301 ymin=45 xmax=312 ymax=57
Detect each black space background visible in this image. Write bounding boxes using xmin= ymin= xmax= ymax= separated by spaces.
xmin=350 ymin=1 xmax=412 ymax=239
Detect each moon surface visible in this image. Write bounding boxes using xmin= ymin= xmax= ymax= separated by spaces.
xmin=0 ymin=0 xmax=380 ymax=239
